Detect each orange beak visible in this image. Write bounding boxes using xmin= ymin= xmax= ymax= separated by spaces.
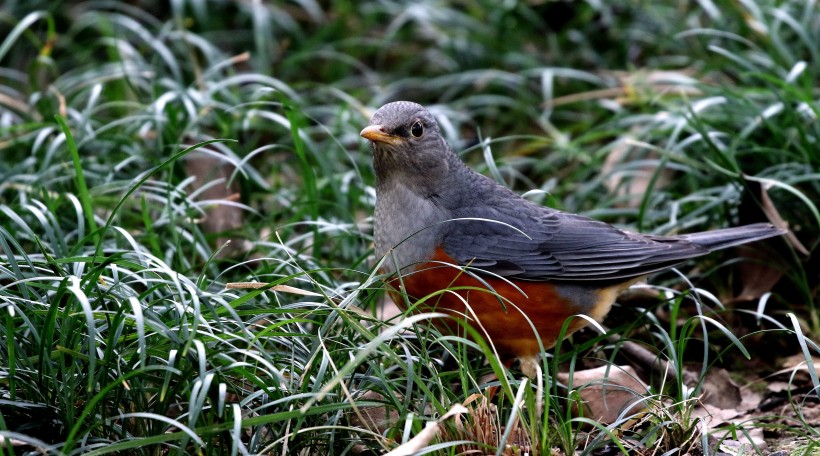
xmin=360 ymin=125 xmax=402 ymax=145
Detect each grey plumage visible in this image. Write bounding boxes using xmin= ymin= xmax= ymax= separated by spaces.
xmin=365 ymin=101 xmax=785 ymax=282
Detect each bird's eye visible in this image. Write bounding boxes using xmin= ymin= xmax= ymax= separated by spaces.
xmin=410 ymin=121 xmax=423 ymax=138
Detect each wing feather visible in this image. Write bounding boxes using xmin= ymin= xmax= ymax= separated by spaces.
xmin=440 ymin=202 xmax=709 ymax=281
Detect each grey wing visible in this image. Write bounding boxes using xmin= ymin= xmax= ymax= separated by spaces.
xmin=440 ymin=204 xmax=709 ymax=281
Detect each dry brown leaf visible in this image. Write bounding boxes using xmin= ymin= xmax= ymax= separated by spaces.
xmin=765 ymin=381 xmax=791 ymax=394
xmin=714 ymin=428 xmax=768 ymax=454
xmin=795 ymin=401 xmax=820 ymax=426
xmin=691 ymin=367 xmax=742 ymax=410
xmin=690 ymin=381 xmax=769 ymax=456
xmin=691 ymin=383 xmax=763 ymax=425
xmin=731 ymin=177 xmax=798 ymax=302
xmin=347 ymin=391 xmax=401 ymax=436
xmin=769 ymin=354 xmax=820 ymax=387
xmin=732 ymin=224 xmax=783 ymax=302
xmin=185 ymin=151 xmax=248 ymax=259
xmin=558 ymin=365 xmax=650 ymax=424
xmin=692 ymin=403 xmax=741 ymax=427
xmin=753 ymin=176 xmax=808 ymax=256
xmin=779 ymin=353 xmax=820 ymax=370
xmin=737 ymin=386 xmax=764 ymax=414
xmin=733 ymin=260 xmax=783 ymax=302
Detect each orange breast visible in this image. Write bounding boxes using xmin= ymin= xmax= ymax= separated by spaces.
xmin=385 ymin=248 xmax=627 ymax=362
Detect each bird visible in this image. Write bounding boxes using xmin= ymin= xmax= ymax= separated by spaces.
xmin=361 ymin=101 xmax=785 ymax=374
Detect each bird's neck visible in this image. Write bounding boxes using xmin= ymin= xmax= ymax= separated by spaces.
xmin=374 ymin=175 xmax=450 ymax=274
xmin=372 ymin=148 xmax=478 ymax=273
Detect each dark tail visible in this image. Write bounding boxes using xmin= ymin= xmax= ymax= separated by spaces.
xmin=678 ymin=223 xmax=786 ymax=252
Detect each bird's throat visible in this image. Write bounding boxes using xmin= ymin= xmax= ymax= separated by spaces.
xmin=375 ymin=179 xmax=449 ymax=274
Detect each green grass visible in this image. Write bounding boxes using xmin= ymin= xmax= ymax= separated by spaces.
xmin=0 ymin=0 xmax=819 ymax=454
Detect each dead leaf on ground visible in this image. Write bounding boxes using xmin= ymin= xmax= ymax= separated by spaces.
xmin=766 ymin=354 xmax=820 ymax=387
xmin=712 ymin=427 xmax=768 ymax=455
xmin=778 ymin=353 xmax=820 ymax=371
xmin=692 ymin=383 xmax=762 ymax=424
xmin=185 ymin=151 xmax=249 ymax=259
xmin=732 ymin=177 xmax=801 ymax=302
xmin=747 ymin=176 xmax=808 ymax=256
xmin=685 ymin=366 xmax=743 ymax=410
xmin=732 ymin=259 xmax=782 ymax=303
xmin=347 ymin=391 xmax=401 ymax=437
xmin=692 ymin=384 xmax=767 ymax=456
xmin=558 ymin=365 xmax=650 ymax=425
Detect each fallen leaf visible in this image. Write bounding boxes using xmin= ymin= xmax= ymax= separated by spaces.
xmin=687 ymin=366 xmax=742 ymax=410
xmin=558 ymin=365 xmax=650 ymax=424
xmin=779 ymin=353 xmax=820 ymax=370
xmin=714 ymin=428 xmax=768 ymax=455
xmin=768 ymin=354 xmax=820 ymax=387
xmin=730 ymin=177 xmax=797 ymax=302
xmin=765 ymin=381 xmax=791 ymax=394
xmin=185 ymin=151 xmax=248 ymax=259
xmin=348 ymin=391 xmax=401 ymax=436
xmin=751 ymin=176 xmax=808 ymax=256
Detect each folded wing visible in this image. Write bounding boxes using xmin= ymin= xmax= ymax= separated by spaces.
xmin=441 ymin=204 xmax=781 ymax=282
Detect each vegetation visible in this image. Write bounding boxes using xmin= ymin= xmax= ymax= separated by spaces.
xmin=0 ymin=0 xmax=818 ymax=454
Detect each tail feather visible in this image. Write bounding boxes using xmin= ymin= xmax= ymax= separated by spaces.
xmin=677 ymin=222 xmax=786 ymax=252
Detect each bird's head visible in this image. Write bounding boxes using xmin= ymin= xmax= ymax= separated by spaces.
xmin=361 ymin=101 xmax=453 ymax=193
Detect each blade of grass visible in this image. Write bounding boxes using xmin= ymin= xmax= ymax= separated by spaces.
xmin=55 ymin=115 xmax=98 ymax=244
